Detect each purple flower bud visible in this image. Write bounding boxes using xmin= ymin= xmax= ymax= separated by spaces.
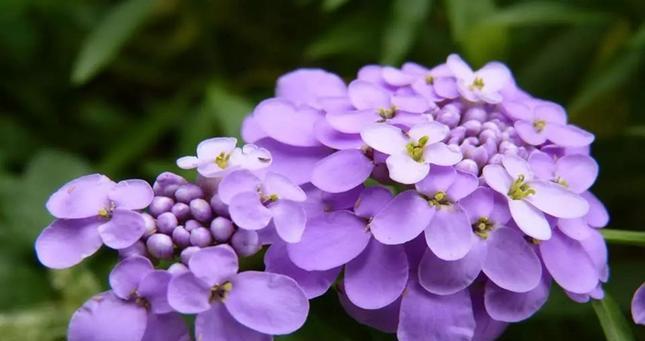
xmin=190 ymin=227 xmax=212 ymax=247
xmin=436 ymin=107 xmax=460 ymax=128
xmin=146 ymin=233 xmax=174 ymax=259
xmin=470 ymin=146 xmax=490 ymax=167
xmin=167 ymin=262 xmax=189 ymax=275
xmin=499 ymin=140 xmax=518 ymax=155
xmin=154 ymin=172 xmax=186 ymax=197
xmin=464 ymin=106 xmax=487 ymax=122
xmin=180 ymin=246 xmax=200 ymax=265
xmin=171 ymin=202 xmax=190 ymax=221
xmin=190 ymin=198 xmax=212 ymax=222
xmin=482 ymin=121 xmax=501 ymax=133
xmin=156 ymin=212 xmax=178 ymax=234
xmin=140 ymin=212 xmax=156 ymax=236
xmin=462 ymin=120 xmax=482 ymax=136
xmin=185 ymin=219 xmax=201 ymax=232
xmin=462 ymin=136 xmax=479 ymax=146
xmin=455 ymin=159 xmax=479 ymax=175
xmin=172 ymin=226 xmax=191 ymax=248
xmin=210 ymin=195 xmax=229 ymax=217
xmin=174 ymin=184 xmax=204 ymax=203
xmin=489 ymin=153 xmax=504 ymax=164
xmin=210 ymin=217 xmax=235 ymax=242
xmin=479 ymin=129 xmax=499 ymax=144
xmin=118 ymin=241 xmax=146 ymax=258
xmin=148 ymin=196 xmax=174 ymax=217
xmin=231 ymin=229 xmax=260 ymax=257
xmin=483 ymin=139 xmax=498 ymax=157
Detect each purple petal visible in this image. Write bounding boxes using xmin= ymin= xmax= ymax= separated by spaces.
xmin=360 ymin=123 xmax=408 ymax=155
xmin=482 ymin=228 xmax=542 ymax=293
xmin=508 ymin=200 xmax=551 ymax=240
xmin=345 ymin=240 xmax=408 ymax=309
xmin=471 ymin=288 xmax=508 ymax=341
xmin=482 ymin=164 xmax=512 ymax=195
xmin=241 ymin=115 xmax=267 ymax=143
xmin=270 ymin=200 xmax=306 ymax=243
xmin=580 ymin=228 xmax=609 ymax=282
xmin=255 ymin=138 xmax=334 ymax=185
xmin=415 ymin=165 xmax=456 ymax=195
xmin=142 ymin=312 xmax=190 ymax=341
xmin=558 ymin=218 xmax=593 ymax=240
xmin=97 ymin=209 xmax=146 ymax=249
xmin=35 ymin=218 xmax=103 ymax=269
xmin=311 ymin=150 xmax=373 ymax=193
xmin=391 ymin=94 xmax=429 ymax=113
xmin=540 ymin=230 xmax=599 ymax=294
xmin=502 ymin=154 xmax=533 ymax=180
xmin=423 ymin=143 xmax=463 ymax=166
xmin=326 ymin=109 xmax=378 ymax=134
xmin=386 ymin=154 xmax=430 ymax=184
xmin=448 ymin=170 xmax=479 ymax=200
xmin=354 ymin=186 xmax=393 ymax=218
xmin=262 ymin=172 xmax=306 ymax=202
xmin=484 ymin=276 xmax=550 ymax=322
xmin=167 ymin=272 xmax=211 ymax=314
xmin=68 ymin=292 xmax=147 ymax=341
xmin=109 ymin=179 xmax=154 ymax=210
xmin=189 ymin=245 xmax=239 ymax=287
xmin=138 ymin=270 xmax=173 ymax=314
xmin=398 ymin=281 xmax=475 ymax=341
xmin=632 ymin=283 xmax=645 ymax=325
xmin=460 ymin=187 xmax=495 ymax=223
xmin=382 ymin=66 xmax=416 ymax=86
xmin=555 ymin=154 xmax=598 ymax=193
xmin=218 ymin=170 xmax=261 ymax=204
xmin=276 ymin=69 xmax=346 ymax=109
xmin=526 ymin=181 xmax=589 ymax=218
xmin=253 ymin=99 xmax=323 ymax=147
xmin=287 ymin=211 xmax=371 ymax=271
xmin=348 ymin=80 xmax=391 ymax=110
xmin=582 ymin=191 xmax=609 ymax=227
xmin=229 ymin=192 xmax=272 ymax=230
xmin=446 ymin=54 xmax=474 ymax=79
xmin=425 ymin=208 xmax=473 ymax=261
xmin=528 ymin=150 xmax=556 ymax=180
xmin=418 ymin=241 xmax=484 ymax=295
xmin=109 ymin=255 xmax=154 ymax=300
xmin=226 ymin=271 xmax=309 ymax=335
xmin=371 ymin=190 xmax=434 ymax=245
xmin=545 ymin=123 xmax=594 ymax=147
xmin=338 ymin=289 xmax=401 ymax=333
xmin=46 ymin=174 xmax=114 ymax=219
xmin=502 ymin=101 xmax=534 ymax=121
xmin=196 ymin=305 xmax=271 ymax=341
xmin=314 ymin=118 xmax=363 ymax=150
xmin=264 ymin=242 xmax=340 ymax=299
xmin=514 ymin=121 xmax=547 ymax=145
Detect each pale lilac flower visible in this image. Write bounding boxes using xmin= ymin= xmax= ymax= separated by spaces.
xmin=632 ymin=283 xmax=645 ymax=325
xmin=446 ymin=54 xmax=511 ymax=104
xmin=275 ymin=68 xmax=347 ymax=109
xmin=167 ymin=245 xmax=309 ymax=339
xmin=36 ymin=174 xmax=153 ymax=268
xmin=483 ymin=154 xmax=589 ymax=240
xmin=361 ymin=122 xmax=462 ymax=184
xmin=482 ymin=274 xmax=551 ymax=323
xmin=503 ymin=99 xmax=595 ymax=147
xmin=218 ymin=170 xmax=307 ymax=243
xmin=177 ymin=137 xmax=272 ymax=177
xmin=382 ymin=62 xmax=459 ymax=101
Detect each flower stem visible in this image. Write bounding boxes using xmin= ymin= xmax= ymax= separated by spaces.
xmin=600 ymin=229 xmax=645 ymax=247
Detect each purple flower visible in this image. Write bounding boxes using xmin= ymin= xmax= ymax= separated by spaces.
xmin=446 ymin=54 xmax=511 ymax=104
xmin=68 ymin=256 xmax=188 ymax=341
xmin=177 ymin=137 xmax=272 ymax=177
xmin=483 ymin=154 xmax=589 ymax=240
xmin=632 ymin=283 xmax=645 ymax=325
xmin=275 ymin=68 xmax=347 ymax=109
xmin=167 ymin=245 xmax=309 ymax=339
xmin=360 ymin=122 xmax=462 ymax=184
xmin=382 ymin=62 xmax=459 ymax=102
xmin=36 ymin=174 xmax=153 ymax=269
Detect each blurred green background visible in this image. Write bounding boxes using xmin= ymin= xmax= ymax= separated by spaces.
xmin=0 ymin=0 xmax=644 ymax=340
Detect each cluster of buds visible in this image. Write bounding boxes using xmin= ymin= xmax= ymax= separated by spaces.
xmin=35 ymin=54 xmax=623 ymax=341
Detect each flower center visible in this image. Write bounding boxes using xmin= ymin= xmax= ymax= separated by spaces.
xmin=261 ymin=193 xmax=279 ymax=204
xmin=553 ymin=176 xmax=568 ymax=188
xmin=470 ymin=77 xmax=485 ymax=90
xmin=473 ymin=217 xmax=495 ymax=239
xmin=425 ymin=74 xmax=434 ymax=85
xmin=134 ymin=295 xmax=150 ymax=310
xmin=406 ymin=136 xmax=429 ymax=162
xmin=507 ymin=175 xmax=535 ymax=200
xmin=533 ymin=120 xmax=546 ymax=133
xmin=97 ymin=202 xmax=116 ymax=219
xmin=428 ymin=191 xmax=451 ymax=207
xmin=377 ymin=106 xmax=397 ymax=120
xmin=210 ymin=281 xmax=233 ymax=302
xmin=215 ymin=152 xmax=230 ymax=169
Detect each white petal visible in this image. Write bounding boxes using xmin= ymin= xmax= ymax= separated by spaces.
xmin=482 ymin=164 xmax=512 ymax=195
xmin=508 ymin=200 xmax=552 ymax=240
xmin=502 ymin=154 xmax=533 ymax=180
xmin=423 ymin=143 xmax=463 ymax=166
xmin=196 ymin=137 xmax=237 ymax=159
xmin=446 ymin=54 xmax=474 ymax=80
xmin=408 ymin=122 xmax=449 ymax=144
xmin=360 ymin=124 xmax=408 ymax=155
xmin=176 ymin=156 xmax=199 ymax=169
xmin=386 ymin=154 xmax=430 ymax=185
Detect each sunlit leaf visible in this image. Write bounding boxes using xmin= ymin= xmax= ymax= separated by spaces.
xmin=71 ymin=0 xmax=156 ymax=85
xmin=381 ymin=0 xmax=433 ymax=65
xmin=592 ymin=293 xmax=636 ymax=341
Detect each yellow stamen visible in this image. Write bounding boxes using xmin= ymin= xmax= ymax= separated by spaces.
xmin=210 ymin=281 xmax=234 ymax=302
xmin=470 ymin=77 xmax=485 ymax=90
xmin=507 ymin=175 xmax=536 ymax=200
xmin=377 ymin=106 xmax=397 ymax=120
xmin=215 ymin=152 xmax=230 ymax=169
xmin=406 ymin=136 xmax=429 ymax=162
xmin=533 ymin=120 xmax=546 ymax=133
xmin=425 ymin=74 xmax=434 ymax=85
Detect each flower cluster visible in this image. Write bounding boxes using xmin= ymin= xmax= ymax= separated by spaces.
xmin=35 ymin=54 xmax=614 ymax=341
xmin=243 ymin=54 xmax=610 ymax=340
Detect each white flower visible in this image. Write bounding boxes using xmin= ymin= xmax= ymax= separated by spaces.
xmin=446 ymin=54 xmax=511 ymax=104
xmin=177 ymin=137 xmax=272 ymax=177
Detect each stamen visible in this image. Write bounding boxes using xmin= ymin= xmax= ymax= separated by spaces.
xmin=473 ymin=217 xmax=494 ymax=239
xmin=98 ymin=208 xmax=110 ymax=218
xmin=507 ymin=175 xmax=536 ymax=200
xmin=215 ymin=152 xmax=230 ymax=169
xmin=377 ymin=106 xmax=397 ymax=120
xmin=533 ymin=120 xmax=546 ymax=133
xmin=425 ymin=74 xmax=434 ymax=85
xmin=406 ymin=136 xmax=429 ymax=162
xmin=470 ymin=77 xmax=485 ymax=90
xmin=135 ymin=296 xmax=150 ymax=310
xmin=428 ymin=191 xmax=451 ymax=207
xmin=553 ymin=176 xmax=568 ymax=188
xmin=261 ymin=193 xmax=279 ymax=204
xmin=210 ymin=281 xmax=233 ymax=302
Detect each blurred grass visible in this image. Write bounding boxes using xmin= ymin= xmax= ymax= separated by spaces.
xmin=0 ymin=0 xmax=644 ymax=340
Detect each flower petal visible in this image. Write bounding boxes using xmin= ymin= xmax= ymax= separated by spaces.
xmin=354 ymin=186 xmax=393 ymax=218
xmin=345 ymin=240 xmax=409 ymax=309
xmin=514 ymin=121 xmax=547 ymax=146
xmin=314 ymin=118 xmax=363 ymax=150
xmin=35 ymin=218 xmax=103 ymax=269
xmin=423 ymin=142 xmax=463 ymax=166
xmin=109 ymin=256 xmax=153 ymax=300
xmin=276 ymin=69 xmax=346 ymax=109
xmin=632 ymin=283 xmax=645 ymax=325
xmin=545 ymin=124 xmax=594 ymax=147
xmin=109 ymin=179 xmax=154 ymax=210
xmin=418 ymin=241 xmax=484 ymax=295
xmin=348 ymin=80 xmax=391 ymax=110
xmin=408 ymin=121 xmax=450 ymax=144
xmin=167 ymin=272 xmax=212 ymax=314
xmin=415 ymin=165 xmax=456 ymax=195
xmin=371 ymin=190 xmax=434 ymax=245
xmin=68 ymin=292 xmax=147 ymax=341
xmin=398 ymin=281 xmax=475 ymax=341
xmin=446 ymin=54 xmax=474 ymax=80
xmin=229 ymin=192 xmax=273 ymax=230
xmin=176 ymin=156 xmax=200 ymax=169
xmin=484 ymin=276 xmax=550 ymax=322
xmin=262 ymin=172 xmax=306 ymax=202
xmin=391 ymin=94 xmax=430 ymax=113
xmin=287 ymin=211 xmax=371 ymax=271
xmin=196 ymin=137 xmax=237 ymax=159
xmin=482 ymin=164 xmax=512 ymax=195
xmin=254 ymin=138 xmax=334 ymax=185
xmin=386 ymin=154 xmax=430 ymax=185
xmin=425 ymin=208 xmax=473 ymax=261
xmin=226 ymin=271 xmax=309 ymax=335
xmin=508 ymin=200 xmax=551 ymax=240
xmin=502 ymin=154 xmax=533 ymax=180
xmin=338 ymin=290 xmax=401 ymax=333
xmin=137 ymin=270 xmax=173 ymax=314
xmin=555 ymin=154 xmax=598 ymax=193
xmin=540 ymin=230 xmax=599 ymax=294
xmin=270 ymin=200 xmax=306 ymax=243
xmin=253 ymin=99 xmax=323 ymax=147
xmin=189 ymin=245 xmax=239 ymax=287
xmin=46 ymin=174 xmax=114 ymax=219
xmin=97 ymin=209 xmax=146 ymax=249
xmin=460 ymin=187 xmax=495 ymax=223
xmin=311 ymin=150 xmax=373 ymax=193
xmin=326 ymin=109 xmax=379 ymax=134
xmin=360 ymin=123 xmax=408 ymax=155
xmin=142 ymin=312 xmax=190 ymax=341
xmin=582 ymin=191 xmax=609 ymax=227
xmin=526 ymin=181 xmax=589 ymax=218
xmin=218 ymin=170 xmax=261 ymax=205
xmin=196 ymin=305 xmax=271 ymax=341
xmin=558 ymin=218 xmax=593 ymax=240
xmin=482 ymin=228 xmax=542 ymax=293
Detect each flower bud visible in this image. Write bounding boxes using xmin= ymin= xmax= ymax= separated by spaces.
xmin=146 ymin=233 xmax=174 ymax=259
xmin=210 ymin=217 xmax=235 ymax=242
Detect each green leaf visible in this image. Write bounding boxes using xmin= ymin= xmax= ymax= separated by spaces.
xmin=481 ymin=2 xmax=609 ymax=27
xmin=601 ymin=229 xmax=645 ymax=247
xmin=322 ymin=0 xmax=349 ymax=12
xmin=71 ymin=0 xmax=156 ymax=85
xmin=592 ymin=293 xmax=635 ymax=341
xmin=204 ymin=84 xmax=254 ymax=140
xmin=306 ymin=15 xmax=379 ymax=60
xmin=380 ymin=0 xmax=433 ymax=65
xmin=0 ymin=304 xmax=68 ymax=341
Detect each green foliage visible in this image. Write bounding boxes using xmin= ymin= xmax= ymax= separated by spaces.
xmin=592 ymin=294 xmax=636 ymax=341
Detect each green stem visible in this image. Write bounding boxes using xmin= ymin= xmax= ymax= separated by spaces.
xmin=600 ymin=229 xmax=645 ymax=247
